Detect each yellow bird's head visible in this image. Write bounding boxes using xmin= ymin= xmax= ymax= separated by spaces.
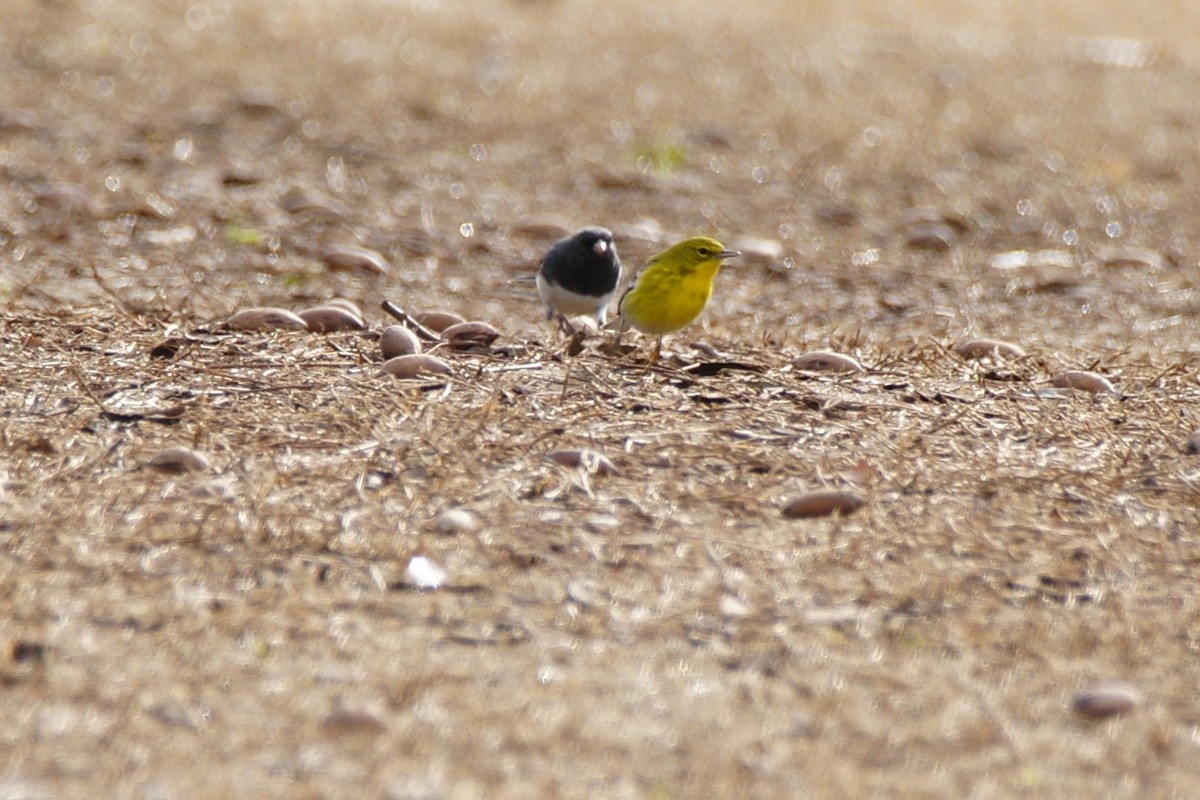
xmin=654 ymin=237 xmax=739 ymax=277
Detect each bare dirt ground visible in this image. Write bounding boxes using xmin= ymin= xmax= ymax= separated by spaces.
xmin=2 ymin=0 xmax=1200 ymax=797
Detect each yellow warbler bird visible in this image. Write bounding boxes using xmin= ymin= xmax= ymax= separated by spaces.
xmin=616 ymin=236 xmax=739 ymax=359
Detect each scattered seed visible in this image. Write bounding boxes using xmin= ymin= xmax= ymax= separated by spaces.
xmin=414 ymin=310 xmax=467 ymax=333
xmin=792 ymin=351 xmax=865 ymax=374
xmin=221 ymin=167 xmax=261 ymax=187
xmin=320 ymin=709 xmax=385 ymax=737
xmin=563 ymin=316 xmax=600 ymax=335
xmin=226 ymin=307 xmax=307 ymax=332
xmin=989 ymin=249 xmax=1075 ymax=270
xmin=566 ymin=579 xmax=603 ymax=608
xmin=321 ymin=245 xmax=390 ymax=275
xmin=299 ymin=306 xmax=366 ymax=332
xmin=1072 ymin=681 xmax=1140 ymax=719
xmin=435 ymin=508 xmax=478 ymax=534
xmin=900 ymin=205 xmax=971 ymax=233
xmin=782 ymin=489 xmax=866 ymax=519
xmin=380 ymin=325 xmax=423 ymax=358
xmin=547 ymin=449 xmax=619 ymax=476
xmin=280 ymin=192 xmax=345 ymax=221
xmin=324 ymin=298 xmax=363 ymax=318
xmin=1099 ymin=245 xmax=1167 ymax=270
xmin=904 ymin=222 xmax=957 ymax=251
xmin=441 ymin=321 xmax=500 ymax=350
xmin=11 ymin=641 xmax=46 ymax=664
xmin=33 ymin=182 xmax=93 ymax=214
xmin=510 ymin=212 xmax=573 ymax=239
xmin=955 ymin=339 xmax=1026 ymax=360
xmin=816 ymin=203 xmax=860 ymax=227
xmin=719 ymin=594 xmax=754 ymax=619
xmin=612 ymin=217 xmax=663 ymax=243
xmin=148 ymin=446 xmax=211 ymax=474
xmin=237 ymin=88 xmax=286 ymax=115
xmin=380 ymin=354 xmax=453 ymax=379
xmin=1051 ymin=371 xmax=1118 ymax=395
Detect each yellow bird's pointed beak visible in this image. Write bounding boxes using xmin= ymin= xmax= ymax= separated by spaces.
xmin=716 ymin=250 xmax=740 ymax=261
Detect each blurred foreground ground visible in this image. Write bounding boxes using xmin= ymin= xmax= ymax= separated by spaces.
xmin=2 ymin=1 xmax=1200 ymax=797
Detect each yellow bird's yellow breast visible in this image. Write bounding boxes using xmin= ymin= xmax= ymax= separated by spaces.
xmin=620 ymin=259 xmax=723 ymax=335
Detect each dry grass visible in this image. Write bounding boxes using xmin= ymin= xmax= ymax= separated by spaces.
xmin=2 ymin=1 xmax=1200 ymax=798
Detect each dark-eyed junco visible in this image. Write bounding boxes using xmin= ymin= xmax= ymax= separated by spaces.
xmin=536 ymin=226 xmax=622 ymax=327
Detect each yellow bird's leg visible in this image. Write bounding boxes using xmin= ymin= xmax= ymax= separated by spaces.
xmin=642 ymin=335 xmax=661 ymax=369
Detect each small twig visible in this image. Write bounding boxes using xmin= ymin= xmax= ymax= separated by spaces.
xmin=381 ymin=301 xmax=440 ymax=342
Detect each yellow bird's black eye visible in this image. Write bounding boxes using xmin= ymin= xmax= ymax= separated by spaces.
xmin=697 ymin=247 xmax=710 ymax=256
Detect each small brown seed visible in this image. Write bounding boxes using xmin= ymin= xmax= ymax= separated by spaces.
xmin=299 ymin=306 xmax=366 ymax=332
xmin=226 ymin=307 xmax=307 ymax=332
xmin=414 ymin=310 xmax=467 ymax=333
xmin=792 ymin=351 xmax=865 ymax=374
xmin=321 ymin=245 xmax=390 ymax=275
xmin=547 ymin=449 xmax=619 ymax=476
xmin=148 ymin=446 xmax=211 ymax=474
xmin=782 ymin=489 xmax=866 ymax=519
xmin=380 ymin=325 xmax=423 ymax=358
xmin=442 ymin=321 xmax=499 ymax=350
xmin=1052 ymin=371 xmax=1118 ymax=395
xmin=955 ymin=339 xmax=1026 ymax=360
xmin=1072 ymin=681 xmax=1140 ymax=719
xmin=380 ymin=354 xmax=453 ymax=379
